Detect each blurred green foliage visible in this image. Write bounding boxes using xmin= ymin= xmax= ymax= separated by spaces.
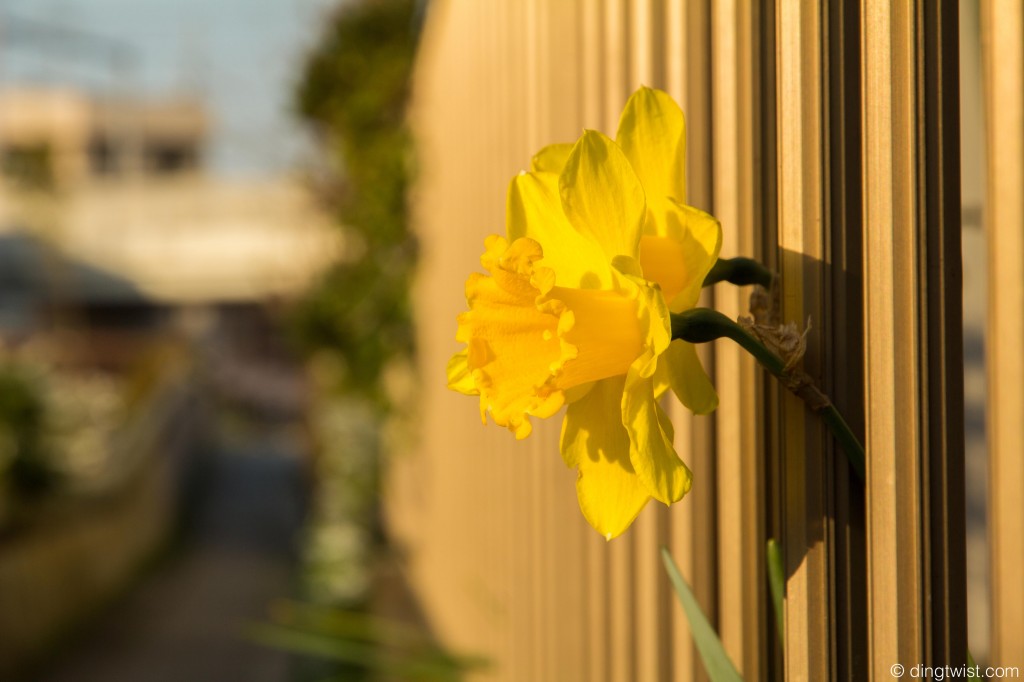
xmin=280 ymin=4 xmax=431 ymax=678
xmin=292 ymin=0 xmax=421 ymax=408
xmin=0 ymin=366 xmax=57 ymax=496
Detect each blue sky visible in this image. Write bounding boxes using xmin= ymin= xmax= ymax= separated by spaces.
xmin=0 ymin=0 xmax=342 ymax=177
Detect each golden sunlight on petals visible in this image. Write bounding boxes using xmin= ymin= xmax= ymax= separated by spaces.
xmin=616 ymin=86 xmax=686 ymax=201
xmin=507 ymin=171 xmax=612 ymax=289
xmin=550 ymin=285 xmax=643 ymax=389
xmin=655 ymin=341 xmax=718 ymax=415
xmin=456 ymin=236 xmax=660 ymax=442
xmin=639 ymin=235 xmax=689 ymax=304
xmin=445 ymin=349 xmax=478 ymax=396
xmin=455 ymin=236 xmax=568 ymax=438
xmin=634 ymin=197 xmax=723 ymax=322
xmin=559 ymin=130 xmax=646 ymax=262
xmin=622 ymin=369 xmax=692 ymax=505
xmin=530 ymin=142 xmax=574 ymax=174
xmin=561 ymin=377 xmax=651 ymax=539
xmin=658 ymin=201 xmax=722 ymax=313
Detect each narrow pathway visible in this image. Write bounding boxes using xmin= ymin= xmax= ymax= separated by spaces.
xmin=34 ymin=444 xmax=308 ymax=682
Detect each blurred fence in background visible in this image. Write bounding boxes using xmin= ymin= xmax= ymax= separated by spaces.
xmin=385 ymin=0 xmax=1018 ymax=680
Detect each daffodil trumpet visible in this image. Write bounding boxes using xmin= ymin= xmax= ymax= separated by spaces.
xmin=670 ymin=308 xmax=866 ymax=482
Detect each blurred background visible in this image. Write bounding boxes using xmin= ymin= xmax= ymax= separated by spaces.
xmin=0 ymin=0 xmax=455 ymax=680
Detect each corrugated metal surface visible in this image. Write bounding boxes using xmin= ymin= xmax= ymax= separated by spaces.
xmin=389 ymin=1 xmax=969 ymax=679
xmin=982 ymin=0 xmax=1024 ymax=669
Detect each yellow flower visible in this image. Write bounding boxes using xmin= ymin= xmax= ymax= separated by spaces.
xmin=447 ymin=87 xmax=722 ymax=539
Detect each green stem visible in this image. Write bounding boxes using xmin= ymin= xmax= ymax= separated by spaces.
xmin=703 ymin=257 xmax=776 ymax=289
xmin=671 ymin=309 xmax=785 ymax=374
xmin=820 ymin=405 xmax=866 ymax=482
xmin=672 ymin=308 xmax=866 ymax=482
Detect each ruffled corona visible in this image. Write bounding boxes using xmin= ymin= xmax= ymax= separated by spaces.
xmin=449 ymin=235 xmax=567 ymax=439
xmin=449 ymin=234 xmax=667 ymax=440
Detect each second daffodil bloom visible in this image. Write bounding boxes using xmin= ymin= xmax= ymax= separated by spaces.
xmin=447 ymin=87 xmax=722 ymax=539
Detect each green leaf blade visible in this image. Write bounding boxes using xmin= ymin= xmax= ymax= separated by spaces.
xmin=661 ymin=547 xmax=744 ymax=682
xmin=766 ymin=538 xmax=785 ymax=647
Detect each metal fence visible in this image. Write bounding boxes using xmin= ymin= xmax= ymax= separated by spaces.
xmin=383 ymin=1 xmax=1017 ymax=679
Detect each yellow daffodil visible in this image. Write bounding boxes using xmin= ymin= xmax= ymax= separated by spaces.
xmin=448 ymin=87 xmax=722 ymax=539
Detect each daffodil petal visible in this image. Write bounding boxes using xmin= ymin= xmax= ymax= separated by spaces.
xmin=642 ymin=196 xmax=684 ymax=238
xmin=655 ymin=341 xmax=718 ymax=415
xmin=446 ymin=349 xmax=478 ymax=395
xmin=530 ymin=142 xmax=574 ymax=173
xmin=561 ymin=376 xmax=651 ymax=539
xmin=616 ymin=86 xmax=686 ymax=201
xmin=507 ymin=171 xmax=612 ymax=288
xmin=613 ymin=262 xmax=673 ymax=379
xmin=559 ymin=130 xmax=646 ymax=261
xmin=622 ymin=368 xmax=692 ymax=504
xmin=659 ymin=201 xmax=722 ymax=313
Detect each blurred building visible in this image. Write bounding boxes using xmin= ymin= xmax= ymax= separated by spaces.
xmin=0 ymin=86 xmax=339 ymax=356
xmin=0 ymin=88 xmax=205 ymax=187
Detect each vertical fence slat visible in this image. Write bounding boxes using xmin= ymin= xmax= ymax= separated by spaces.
xmin=919 ymin=1 xmax=966 ymax=664
xmin=774 ymin=1 xmax=831 ymax=678
xmin=664 ymin=2 xmax=717 ymax=681
xmin=862 ymin=1 xmax=926 ymax=671
xmin=823 ymin=0 xmax=869 ymax=676
xmin=981 ymin=0 xmax=1024 ymax=668
xmin=711 ymin=1 xmax=766 ymax=679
